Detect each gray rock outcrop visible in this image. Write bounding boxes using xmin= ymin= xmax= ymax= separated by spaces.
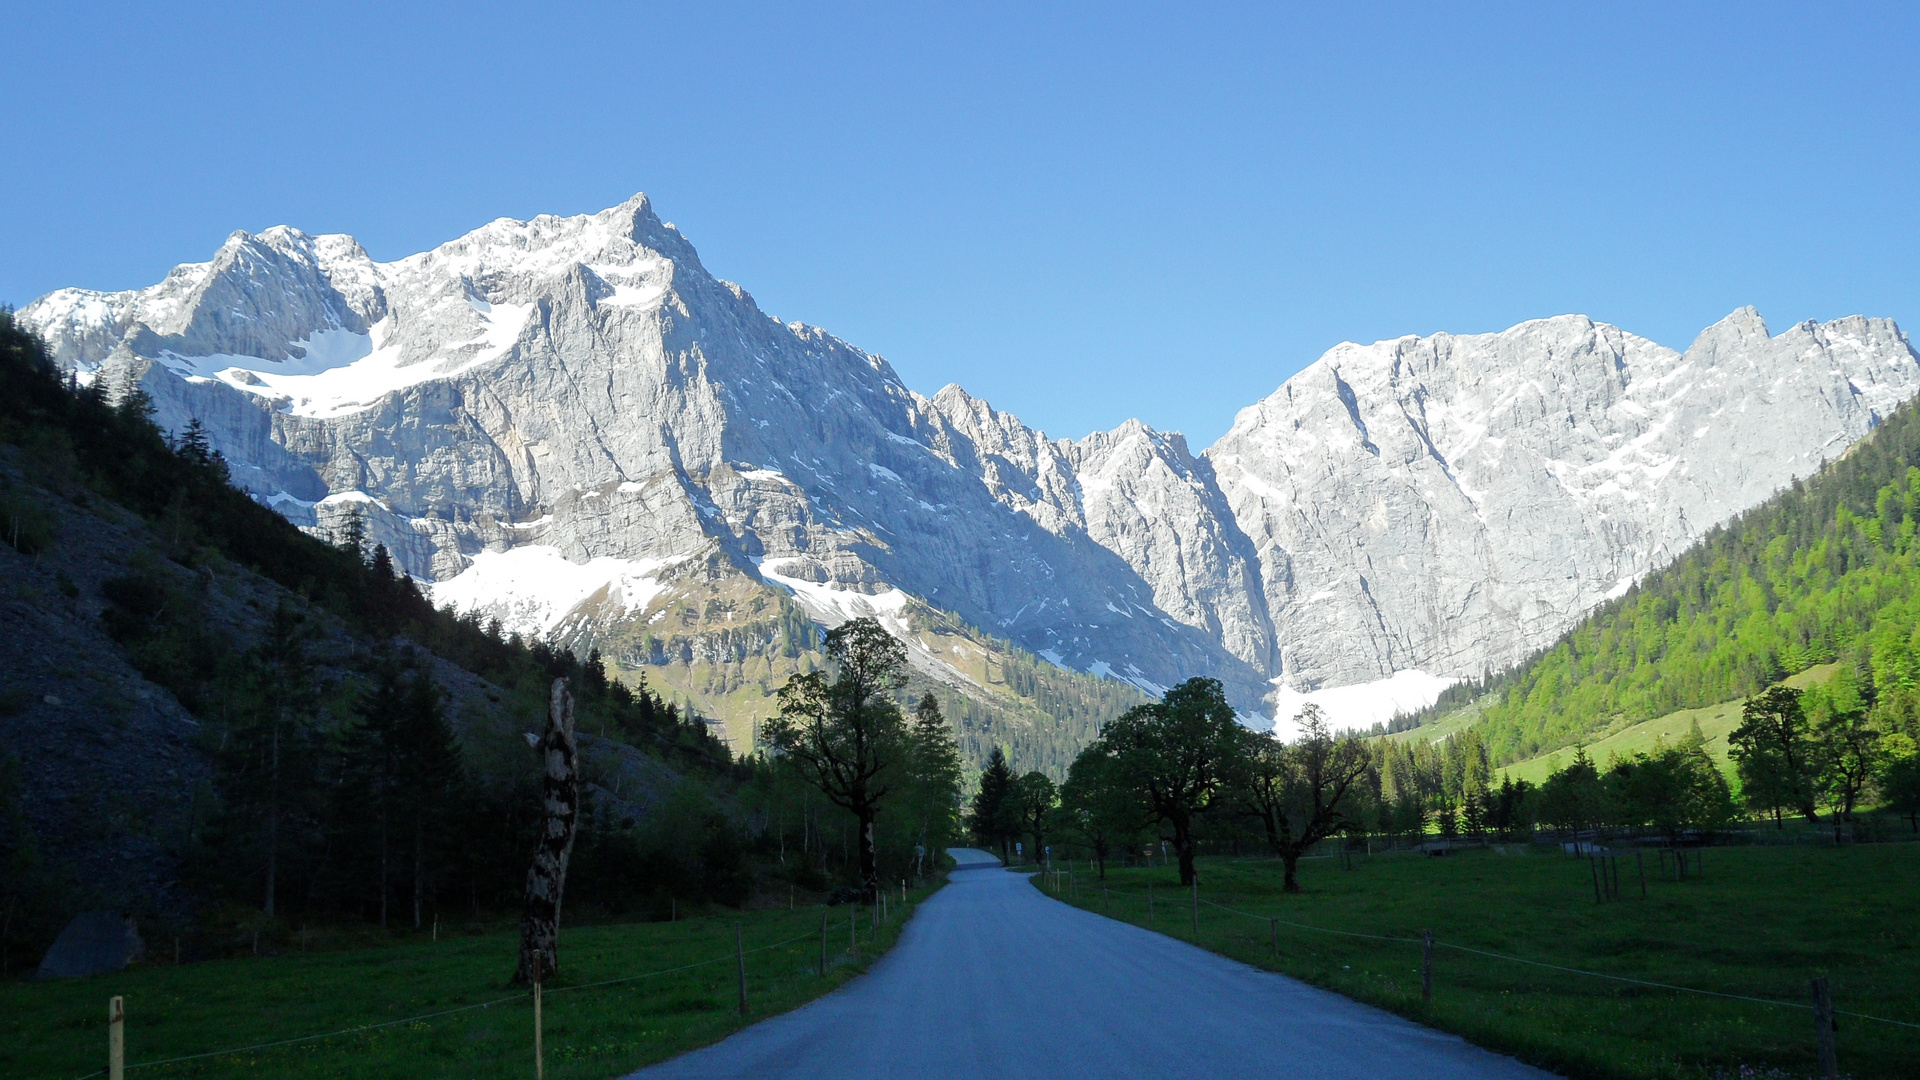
xmin=1208 ymin=310 xmax=1919 ymax=690
xmin=35 ymin=912 xmax=144 ymax=979
xmin=22 ymin=196 xmax=1920 ymax=722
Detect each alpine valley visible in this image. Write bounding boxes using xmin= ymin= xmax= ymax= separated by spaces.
xmin=22 ymin=193 xmax=1920 ymax=756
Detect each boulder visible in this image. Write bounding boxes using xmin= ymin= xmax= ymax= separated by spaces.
xmin=35 ymin=911 xmax=143 ymax=979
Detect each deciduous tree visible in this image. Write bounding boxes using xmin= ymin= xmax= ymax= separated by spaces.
xmin=1235 ymin=704 xmax=1371 ymax=892
xmin=1730 ymin=686 xmax=1820 ymax=823
xmin=1101 ymin=677 xmax=1241 ymax=886
xmin=1059 ymin=741 xmax=1148 ymax=879
xmin=1011 ymin=771 xmax=1057 ymax=867
xmin=760 ymin=618 xmax=909 ymax=899
xmin=1879 ymin=733 xmax=1920 ymax=832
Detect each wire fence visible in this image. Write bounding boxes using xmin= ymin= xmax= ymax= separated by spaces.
xmin=1178 ymin=890 xmax=1920 ymax=1033
xmin=64 ymin=920 xmax=853 ymax=1080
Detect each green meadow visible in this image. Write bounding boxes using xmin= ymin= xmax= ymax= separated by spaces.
xmin=1 ymin=886 xmax=935 ymax=1080
xmin=1048 ymin=842 xmax=1919 ymax=1079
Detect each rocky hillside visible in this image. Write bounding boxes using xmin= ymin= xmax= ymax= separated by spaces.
xmin=0 ymin=314 xmax=731 ymax=949
xmin=23 ymin=195 xmax=1920 ymax=737
xmin=1211 ymin=308 xmax=1919 ymax=695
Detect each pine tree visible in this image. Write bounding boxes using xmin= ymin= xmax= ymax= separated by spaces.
xmin=906 ymin=694 xmax=963 ymax=874
xmin=339 ymin=647 xmax=462 ymax=928
xmin=177 ymin=418 xmax=212 ymax=466
xmin=252 ymin=605 xmax=317 ymax=918
xmin=338 ymin=507 xmax=367 ymax=560
xmin=394 ymin=657 xmax=463 ymax=929
xmin=341 ymin=650 xmax=409 ymax=928
xmin=971 ymin=746 xmax=1015 ymax=857
xmin=208 ymin=603 xmax=321 ymax=919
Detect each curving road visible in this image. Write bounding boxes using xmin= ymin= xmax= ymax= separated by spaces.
xmin=626 ymin=849 xmax=1554 ymax=1079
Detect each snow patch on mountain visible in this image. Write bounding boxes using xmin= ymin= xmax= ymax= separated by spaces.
xmin=151 ymin=302 xmax=534 ymax=419
xmin=757 ymin=557 xmax=914 ymax=637
xmin=1269 ymin=670 xmax=1457 ymax=739
xmin=21 ymin=194 xmax=1920 ymax=731
xmin=433 ymin=546 xmax=682 ymax=637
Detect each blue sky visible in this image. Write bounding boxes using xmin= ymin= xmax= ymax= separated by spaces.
xmin=5 ymin=3 xmax=1918 ymax=445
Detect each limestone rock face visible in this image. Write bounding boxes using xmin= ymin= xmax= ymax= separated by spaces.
xmin=23 ymin=195 xmax=1920 ymax=721
xmin=1207 ymin=309 xmax=1920 ymax=691
xmin=22 ymin=195 xmax=1267 ymax=710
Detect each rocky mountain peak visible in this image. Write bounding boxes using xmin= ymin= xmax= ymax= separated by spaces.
xmin=20 ymin=197 xmax=1920 ymax=735
xmin=1208 ymin=307 xmax=1920 ymax=712
xmin=1682 ymin=306 xmax=1771 ymax=366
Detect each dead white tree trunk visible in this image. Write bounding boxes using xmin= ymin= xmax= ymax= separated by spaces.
xmin=516 ymin=678 xmax=578 ymax=984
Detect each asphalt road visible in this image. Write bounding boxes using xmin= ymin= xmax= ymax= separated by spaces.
xmin=625 ymin=849 xmax=1554 ymax=1079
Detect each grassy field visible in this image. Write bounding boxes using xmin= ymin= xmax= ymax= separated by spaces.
xmin=1386 ymin=698 xmax=1484 ymax=747
xmin=1498 ymin=664 xmax=1840 ymax=787
xmin=2 ymin=885 xmax=937 ymax=1080
xmin=1501 ymin=699 xmax=1745 ymax=787
xmin=1044 ymin=842 xmax=1919 ymax=1080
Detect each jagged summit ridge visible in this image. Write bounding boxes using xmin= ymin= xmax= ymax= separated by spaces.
xmin=1207 ymin=308 xmax=1920 ymax=696
xmin=22 ymin=195 xmax=1270 ymax=717
xmin=20 ymin=195 xmax=1920 ymax=732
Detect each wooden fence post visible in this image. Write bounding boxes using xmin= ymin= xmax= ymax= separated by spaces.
xmin=820 ymin=910 xmax=829 ymax=976
xmin=1812 ymin=976 xmax=1838 ymax=1079
xmin=1148 ymin=882 xmax=1155 ymax=926
xmin=1190 ymin=879 xmax=1199 ymax=936
xmin=108 ymin=996 xmax=124 ymax=1080
xmin=735 ymin=923 xmax=748 ymax=1016
xmin=1421 ymin=930 xmax=1434 ymax=1005
xmin=1269 ymin=917 xmax=1278 ymax=957
xmin=849 ymin=905 xmax=857 ymax=959
xmin=533 ymin=980 xmax=544 ymax=1080
xmin=1636 ymin=851 xmax=1646 ymax=899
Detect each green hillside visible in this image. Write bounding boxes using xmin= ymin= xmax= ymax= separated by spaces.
xmin=0 ymin=311 xmax=967 ymax=970
xmin=1499 ymin=664 xmax=1841 ymax=787
xmin=1465 ymin=392 xmax=1920 ymax=765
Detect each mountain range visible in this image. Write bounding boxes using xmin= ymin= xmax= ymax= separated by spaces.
xmin=22 ymin=193 xmax=1920 ymax=747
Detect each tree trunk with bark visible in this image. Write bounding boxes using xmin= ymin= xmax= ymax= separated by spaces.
xmin=516 ymin=679 xmax=578 ymax=985
xmin=265 ymin=712 xmax=280 ymax=918
xmin=412 ymin=814 xmax=423 ymax=930
xmin=858 ymin=813 xmax=879 ymax=899
xmin=1171 ymin=814 xmax=1197 ymax=886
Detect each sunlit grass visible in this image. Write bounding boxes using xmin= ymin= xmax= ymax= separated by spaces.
xmin=1049 ymin=843 xmax=1919 ymax=1079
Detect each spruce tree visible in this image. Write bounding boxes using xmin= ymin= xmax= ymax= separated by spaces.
xmin=394 ymin=656 xmax=463 ymax=929
xmin=906 ymin=693 xmax=964 ymax=873
xmin=971 ymin=746 xmax=1015 ymax=857
xmin=341 ymin=650 xmax=409 ymax=927
xmin=339 ymin=647 xmax=465 ymax=929
xmin=210 ymin=603 xmax=320 ymax=919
